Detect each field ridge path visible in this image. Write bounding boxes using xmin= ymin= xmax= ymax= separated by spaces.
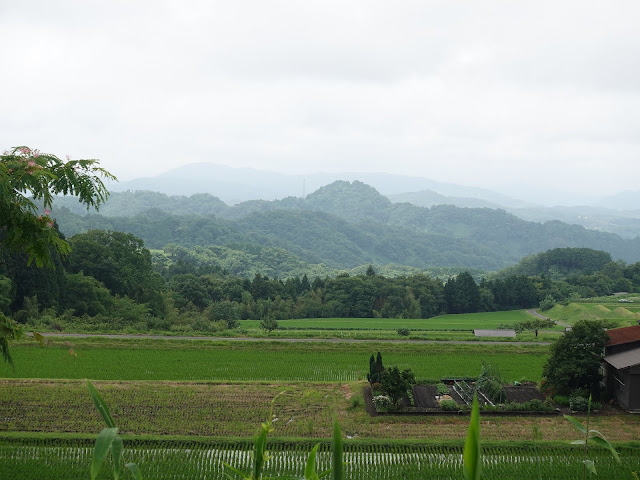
xmin=30 ymin=332 xmax=551 ymax=345
xmin=527 ymin=308 xmax=570 ymax=328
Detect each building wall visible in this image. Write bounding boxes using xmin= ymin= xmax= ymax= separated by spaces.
xmin=606 ymin=365 xmax=631 ymax=409
xmin=630 ymin=366 xmax=640 ymax=411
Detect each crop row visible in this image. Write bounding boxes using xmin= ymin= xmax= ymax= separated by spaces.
xmin=0 ymin=380 xmax=340 ymax=438
xmin=3 ymin=379 xmax=639 ymax=443
xmin=1 ymin=439 xmax=638 ymax=479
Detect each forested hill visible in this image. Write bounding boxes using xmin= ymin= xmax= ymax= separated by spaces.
xmin=50 ymin=181 xmax=640 ymax=274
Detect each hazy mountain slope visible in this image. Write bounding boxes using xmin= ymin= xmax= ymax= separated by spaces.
xmin=387 ymin=190 xmax=504 ymax=209
xmin=110 ymin=162 xmax=529 ymax=206
xmin=389 ymin=191 xmax=640 ymax=239
xmin=596 ymin=190 xmax=640 ymax=211
xmin=509 ymin=205 xmax=640 ymax=239
xmin=53 ymin=191 xmax=231 ymax=217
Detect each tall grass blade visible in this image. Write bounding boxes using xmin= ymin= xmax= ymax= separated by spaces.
xmin=463 ymin=394 xmax=482 ymax=480
xmin=583 ymin=459 xmax=596 ymax=475
xmin=331 ymin=420 xmax=344 ymax=480
xmin=252 ymin=422 xmax=269 ymax=479
xmin=305 ymin=444 xmax=321 ymax=480
xmin=112 ymin=436 xmax=123 ymax=480
xmin=589 ymin=435 xmax=620 ymax=463
xmin=564 ymin=415 xmax=587 ymax=434
xmin=222 ymin=462 xmax=248 ymax=479
xmin=87 ymin=380 xmax=116 ymax=428
xmin=125 ymin=462 xmax=143 ymax=480
xmin=91 ymin=427 xmax=118 ymax=480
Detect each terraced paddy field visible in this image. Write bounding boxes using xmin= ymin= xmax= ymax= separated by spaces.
xmin=0 ymin=338 xmax=549 ymax=382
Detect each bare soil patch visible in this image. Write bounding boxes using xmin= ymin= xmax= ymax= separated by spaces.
xmin=504 ymin=385 xmax=544 ymax=403
xmin=412 ymin=385 xmax=439 ymax=409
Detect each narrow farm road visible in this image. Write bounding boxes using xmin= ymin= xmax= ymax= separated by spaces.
xmin=31 ymin=332 xmax=551 ymax=345
xmin=526 ymin=308 xmax=571 ymax=328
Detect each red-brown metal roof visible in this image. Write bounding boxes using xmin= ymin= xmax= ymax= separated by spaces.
xmin=606 ymin=325 xmax=640 ymax=346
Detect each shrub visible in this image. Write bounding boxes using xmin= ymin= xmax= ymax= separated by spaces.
xmin=372 ymin=395 xmax=392 ymax=410
xmin=539 ymin=295 xmax=556 ymax=311
xmin=260 ymin=318 xmax=279 ymax=332
xmin=367 ymin=352 xmax=384 ymax=385
xmin=348 ymin=395 xmax=362 ymax=411
xmin=439 ymin=399 xmax=459 ymax=411
xmin=380 ymin=366 xmax=416 ymax=409
xmin=553 ymin=395 xmax=570 ymax=406
xmin=396 ymin=327 xmax=410 ymax=337
xmin=527 ymin=398 xmax=546 ymax=411
xmin=570 ymin=396 xmax=589 ymax=412
xmin=226 ymin=318 xmax=239 ymax=329
xmin=436 ymin=382 xmax=449 ymax=395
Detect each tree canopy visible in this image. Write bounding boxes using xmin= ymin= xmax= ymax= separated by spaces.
xmin=0 ymin=146 xmax=114 ymax=364
xmin=542 ymin=320 xmax=610 ymax=396
xmin=0 ymin=146 xmax=115 ymax=267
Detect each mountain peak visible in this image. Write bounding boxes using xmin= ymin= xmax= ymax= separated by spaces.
xmin=304 ymin=180 xmax=392 ymax=223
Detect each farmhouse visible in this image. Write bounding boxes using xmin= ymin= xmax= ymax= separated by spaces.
xmin=602 ymin=324 xmax=640 ymax=412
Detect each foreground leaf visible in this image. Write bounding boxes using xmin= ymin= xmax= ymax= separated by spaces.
xmin=463 ymin=394 xmax=481 ymax=480
xmin=589 ymin=435 xmax=620 ymax=463
xmin=91 ymin=427 xmax=118 ymax=480
xmin=222 ymin=461 xmax=249 ymax=479
xmin=564 ymin=414 xmax=587 ymax=434
xmin=332 ymin=420 xmax=344 ymax=480
xmin=583 ymin=459 xmax=597 ymax=475
xmin=305 ymin=444 xmax=321 ymax=480
xmin=87 ymin=381 xmax=116 ymax=428
xmin=112 ymin=436 xmax=123 ymax=480
xmin=125 ymin=462 xmax=143 ymax=480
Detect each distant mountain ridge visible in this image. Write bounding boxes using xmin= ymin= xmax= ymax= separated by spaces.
xmin=108 ymin=162 xmax=640 ymax=238
xmin=109 ymin=162 xmax=530 ymax=207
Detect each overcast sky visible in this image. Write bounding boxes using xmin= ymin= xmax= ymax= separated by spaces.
xmin=2 ymin=1 xmax=639 ymax=205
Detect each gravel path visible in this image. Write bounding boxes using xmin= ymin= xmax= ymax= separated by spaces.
xmin=30 ymin=332 xmax=551 ymax=345
xmin=526 ymin=308 xmax=571 ymax=328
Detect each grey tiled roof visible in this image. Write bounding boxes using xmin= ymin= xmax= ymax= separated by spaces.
xmin=603 ymin=347 xmax=640 ymax=369
xmin=473 ymin=329 xmax=516 ymax=338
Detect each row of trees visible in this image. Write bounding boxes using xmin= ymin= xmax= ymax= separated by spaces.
xmin=4 ymin=225 xmax=640 ymax=330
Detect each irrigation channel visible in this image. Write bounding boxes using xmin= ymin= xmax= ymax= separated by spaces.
xmin=2 ymin=440 xmax=638 ymax=479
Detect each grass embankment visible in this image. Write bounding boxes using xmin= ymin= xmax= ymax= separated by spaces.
xmin=1 ymin=338 xmax=549 ymax=382
xmin=545 ymin=301 xmax=640 ymax=326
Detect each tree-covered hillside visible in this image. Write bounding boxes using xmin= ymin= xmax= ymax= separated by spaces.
xmin=49 ymin=181 xmax=640 ymax=275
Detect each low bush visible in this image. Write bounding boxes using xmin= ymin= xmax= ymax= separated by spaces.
xmin=373 ymin=395 xmax=392 ymax=410
xmin=553 ymin=395 xmax=570 ymax=406
xmin=570 ymin=396 xmax=589 ymax=412
xmin=569 ymin=394 xmax=602 ymax=412
xmin=439 ymin=399 xmax=459 ymax=411
xmin=348 ymin=395 xmax=363 ymax=411
xmin=436 ymin=382 xmax=449 ymax=395
xmin=397 ymin=328 xmax=410 ymax=337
